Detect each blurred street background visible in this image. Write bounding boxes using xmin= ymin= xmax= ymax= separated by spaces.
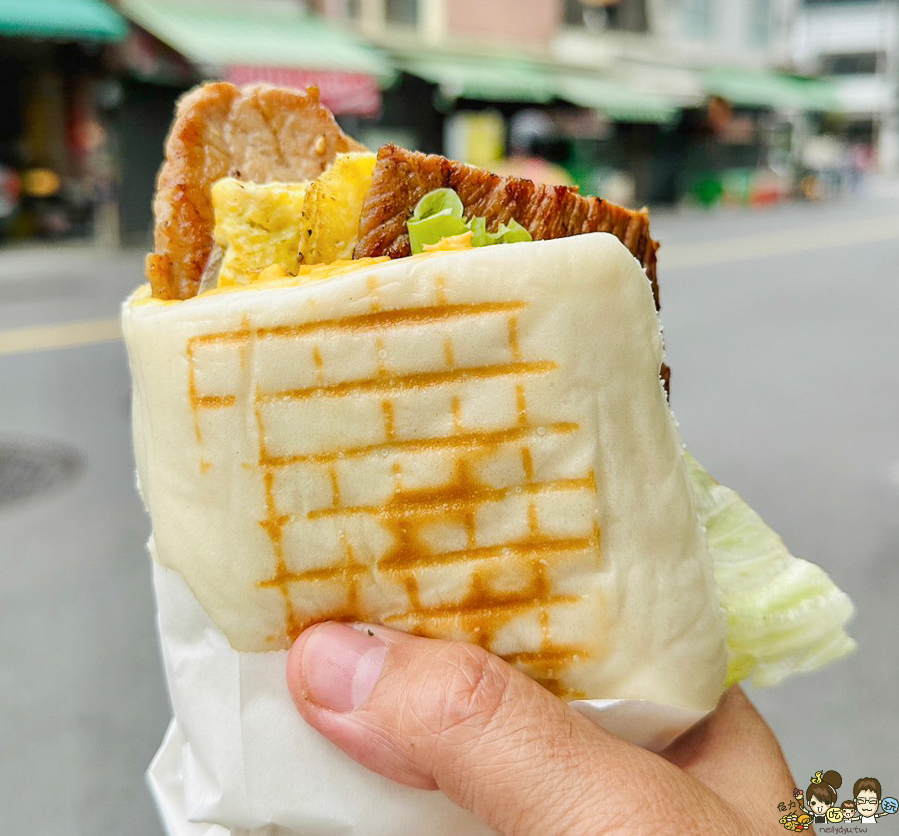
xmin=1 ymin=0 xmax=898 ymax=833
xmin=2 ymin=0 xmax=899 ymax=241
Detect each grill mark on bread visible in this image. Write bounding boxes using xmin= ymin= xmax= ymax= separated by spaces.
xmin=306 ymin=475 xmax=595 ymax=519
xmin=260 ymin=423 xmax=579 ymax=467
xmin=185 ymin=283 xmax=605 ymax=693
xmin=378 ymin=535 xmax=598 ymax=571
xmin=259 ymin=361 xmax=557 ymax=402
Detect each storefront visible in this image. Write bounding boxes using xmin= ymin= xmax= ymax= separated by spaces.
xmin=385 ymin=49 xmax=681 ymax=205
xmin=0 ymin=0 xmax=126 ymax=240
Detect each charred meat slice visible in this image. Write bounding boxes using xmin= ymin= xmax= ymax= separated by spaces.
xmin=353 ymin=145 xmax=660 ymax=309
xmin=146 ymin=83 xmax=364 ymax=300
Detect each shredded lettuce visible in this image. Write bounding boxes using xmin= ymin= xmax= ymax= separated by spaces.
xmin=412 ymin=187 xmax=464 ymax=222
xmin=686 ymin=453 xmax=856 ymax=687
xmin=408 ymin=188 xmax=533 ymax=254
xmin=407 ymin=212 xmax=468 ymax=253
xmin=468 ymin=215 xmax=532 ymax=247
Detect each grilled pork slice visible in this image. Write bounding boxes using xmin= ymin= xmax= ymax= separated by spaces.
xmin=353 ymin=144 xmax=660 ymax=309
xmin=146 ymin=83 xmax=364 ymax=300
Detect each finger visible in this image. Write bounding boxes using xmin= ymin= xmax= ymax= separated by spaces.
xmin=663 ymin=687 xmax=796 ymax=819
xmin=287 ymin=622 xmax=732 ymax=836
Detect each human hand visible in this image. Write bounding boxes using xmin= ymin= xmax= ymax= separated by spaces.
xmin=287 ymin=622 xmax=796 ymax=836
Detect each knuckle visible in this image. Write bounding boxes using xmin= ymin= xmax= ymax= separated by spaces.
xmin=408 ymin=643 xmax=510 ymax=740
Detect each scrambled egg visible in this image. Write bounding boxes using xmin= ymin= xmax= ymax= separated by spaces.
xmin=249 ymin=258 xmax=390 ymax=288
xmin=212 ymin=179 xmax=308 ymax=288
xmin=422 ymin=231 xmax=474 ymax=252
xmin=211 ymin=152 xmax=377 ymax=289
xmin=301 ymin=151 xmax=377 ymax=264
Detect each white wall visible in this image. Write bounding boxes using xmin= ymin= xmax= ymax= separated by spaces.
xmin=793 ymin=0 xmax=899 ymax=71
xmin=834 ymin=75 xmax=895 ymax=114
xmin=653 ymin=0 xmax=798 ymax=67
xmin=792 ymin=0 xmax=899 ymax=171
xmin=557 ymin=0 xmax=800 ymax=72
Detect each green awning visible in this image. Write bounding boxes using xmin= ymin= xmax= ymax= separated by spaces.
xmin=553 ymin=74 xmax=679 ymax=124
xmin=398 ymin=53 xmax=679 ymax=122
xmin=399 ymin=54 xmax=554 ymax=103
xmin=0 ymin=0 xmax=126 ymax=41
xmin=704 ymin=68 xmax=839 ymax=112
xmin=119 ymin=0 xmax=394 ymax=82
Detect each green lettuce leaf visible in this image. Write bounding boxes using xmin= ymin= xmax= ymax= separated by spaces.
xmin=469 ymin=216 xmax=532 ymax=247
xmin=412 ymin=187 xmax=464 ymax=222
xmin=407 ymin=211 xmax=469 ymax=254
xmin=408 ymin=188 xmax=533 ymax=253
xmin=686 ymin=453 xmax=856 ymax=686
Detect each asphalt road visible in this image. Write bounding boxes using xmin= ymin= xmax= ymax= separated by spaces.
xmin=1 ymin=184 xmax=897 ymax=834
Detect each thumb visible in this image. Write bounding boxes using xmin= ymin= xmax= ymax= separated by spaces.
xmin=287 ymin=622 xmax=711 ymax=836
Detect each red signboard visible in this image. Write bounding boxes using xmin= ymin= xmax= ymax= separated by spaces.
xmin=226 ymin=66 xmax=382 ymax=116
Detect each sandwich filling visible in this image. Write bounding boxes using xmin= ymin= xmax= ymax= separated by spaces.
xmin=205 ymin=162 xmax=534 ymax=293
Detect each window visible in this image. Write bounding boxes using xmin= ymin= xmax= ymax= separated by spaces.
xmin=749 ymin=0 xmax=770 ymax=47
xmin=681 ymin=0 xmax=713 ymax=39
xmin=563 ymin=0 xmax=648 ymax=33
xmin=820 ymin=52 xmax=882 ymax=74
xmin=385 ymin=0 xmax=418 ymax=25
xmin=564 ymin=0 xmax=593 ymax=27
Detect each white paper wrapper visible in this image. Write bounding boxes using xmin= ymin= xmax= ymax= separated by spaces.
xmin=146 ymin=555 xmax=711 ymax=836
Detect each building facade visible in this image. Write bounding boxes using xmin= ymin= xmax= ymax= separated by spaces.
xmin=316 ymin=0 xmax=815 ymax=204
xmin=0 ymin=3 xmax=128 ymax=241
xmin=321 ymin=0 xmax=798 ymax=67
xmin=793 ymin=0 xmax=899 ymax=172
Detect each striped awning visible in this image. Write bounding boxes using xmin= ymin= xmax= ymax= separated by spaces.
xmin=704 ymin=67 xmax=839 ymax=112
xmin=119 ymin=0 xmax=393 ymax=115
xmin=553 ymin=73 xmax=679 ymax=124
xmin=398 ymin=54 xmax=555 ymax=104
xmin=0 ymin=0 xmax=126 ymax=42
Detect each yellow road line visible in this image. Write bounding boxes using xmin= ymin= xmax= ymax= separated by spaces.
xmin=662 ymin=213 xmax=899 ymax=270
xmin=0 ymin=317 xmax=121 ymax=356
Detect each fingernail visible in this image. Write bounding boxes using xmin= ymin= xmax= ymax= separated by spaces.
xmin=300 ymin=622 xmax=387 ymax=712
